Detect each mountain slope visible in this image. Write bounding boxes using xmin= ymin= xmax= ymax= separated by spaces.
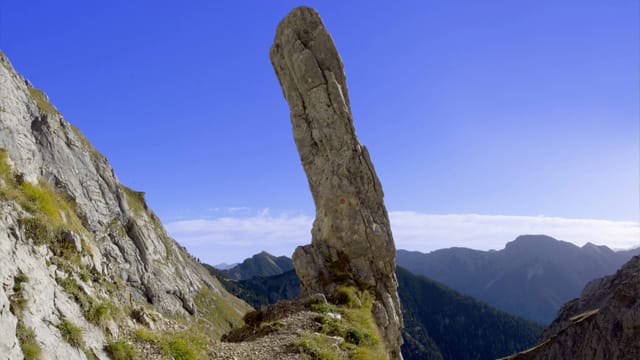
xmin=207 ymin=256 xmax=543 ymax=360
xmin=223 ymin=251 xmax=293 ymax=280
xmin=397 ymin=235 xmax=639 ymax=323
xmin=503 ymin=256 xmax=640 ymax=359
xmin=0 ymin=50 xmax=251 ymax=359
xmin=397 ymin=267 xmax=542 ymax=360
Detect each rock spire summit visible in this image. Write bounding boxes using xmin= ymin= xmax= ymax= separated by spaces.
xmin=270 ymin=6 xmax=403 ymax=358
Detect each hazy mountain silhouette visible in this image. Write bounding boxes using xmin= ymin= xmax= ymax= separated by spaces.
xmin=397 ymin=235 xmax=639 ymax=323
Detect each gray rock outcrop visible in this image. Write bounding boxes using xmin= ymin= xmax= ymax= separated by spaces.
xmin=0 ymin=50 xmax=250 ymax=359
xmin=502 ymin=255 xmax=640 ymax=360
xmin=270 ymin=7 xmax=403 ymax=359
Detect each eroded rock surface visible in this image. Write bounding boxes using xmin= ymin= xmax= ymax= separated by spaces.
xmin=0 ymin=51 xmax=250 ymax=359
xmin=270 ymin=7 xmax=403 ymax=359
xmin=502 ymin=256 xmax=640 ymax=360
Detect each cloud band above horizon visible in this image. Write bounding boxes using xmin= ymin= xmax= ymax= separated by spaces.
xmin=165 ymin=210 xmax=640 ymax=265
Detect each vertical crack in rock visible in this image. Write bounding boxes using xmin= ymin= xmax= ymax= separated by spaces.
xmin=270 ymin=6 xmax=403 ymax=359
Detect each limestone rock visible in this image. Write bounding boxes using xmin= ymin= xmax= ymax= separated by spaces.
xmin=270 ymin=7 xmax=403 ymax=359
xmin=0 ymin=50 xmax=251 ymax=359
xmin=502 ymin=256 xmax=640 ymax=360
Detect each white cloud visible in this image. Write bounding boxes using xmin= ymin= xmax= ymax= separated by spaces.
xmin=165 ymin=210 xmax=312 ymax=264
xmin=165 ymin=210 xmax=640 ymax=265
xmin=389 ymin=212 xmax=640 ymax=252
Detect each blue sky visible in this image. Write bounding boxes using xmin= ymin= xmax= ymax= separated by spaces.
xmin=1 ymin=1 xmax=638 ymax=264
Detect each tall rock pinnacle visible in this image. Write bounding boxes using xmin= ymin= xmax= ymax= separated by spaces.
xmin=270 ymin=6 xmax=403 ymax=359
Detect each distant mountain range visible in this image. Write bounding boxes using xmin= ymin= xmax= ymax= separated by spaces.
xmin=213 ymin=262 xmax=239 ymax=270
xmin=207 ymin=253 xmax=542 ymax=359
xmin=221 ymin=251 xmax=294 ymax=280
xmin=397 ymin=234 xmax=640 ymax=323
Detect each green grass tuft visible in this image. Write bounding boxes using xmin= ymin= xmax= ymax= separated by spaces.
xmin=134 ymin=328 xmax=160 ymax=343
xmin=119 ymin=185 xmax=147 ymax=215
xmin=21 ymin=181 xmax=60 ymax=220
xmin=0 ymin=148 xmax=87 ymax=241
xmin=105 ymin=340 xmax=137 ymax=360
xmin=295 ymin=287 xmax=387 ymax=360
xmin=18 ymin=216 xmax=58 ymax=245
xmin=294 ymin=333 xmax=343 ymax=360
xmin=86 ymin=300 xmax=118 ymax=328
xmin=334 ymin=286 xmax=360 ymax=308
xmin=57 ymin=277 xmax=91 ymax=310
xmin=135 ymin=328 xmax=207 ymax=360
xmin=0 ymin=149 xmax=11 ymax=178
xmin=28 ymin=87 xmax=59 ymax=115
xmin=56 ymin=277 xmax=118 ymax=329
xmin=162 ymin=335 xmax=206 ymax=360
xmin=13 ymin=273 xmax=29 ymax=291
xmin=9 ymin=273 xmax=29 ymax=317
xmin=16 ymin=321 xmax=41 ymax=360
xmin=57 ymin=320 xmax=84 ymax=348
xmin=83 ymin=349 xmax=98 ymax=360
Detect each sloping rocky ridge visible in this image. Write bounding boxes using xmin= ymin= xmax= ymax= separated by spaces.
xmin=0 ymin=51 xmax=251 ymax=359
xmin=207 ymin=258 xmax=543 ymax=360
xmin=502 ymin=255 xmax=640 ymax=359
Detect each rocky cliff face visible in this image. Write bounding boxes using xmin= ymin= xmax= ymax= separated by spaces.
xmin=502 ymin=255 xmax=640 ymax=360
xmin=0 ymin=51 xmax=250 ymax=359
xmin=270 ymin=7 xmax=403 ymax=359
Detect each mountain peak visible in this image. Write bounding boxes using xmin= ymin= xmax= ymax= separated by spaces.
xmin=255 ymin=250 xmax=275 ymax=258
xmin=509 ymin=234 xmax=561 ymax=246
xmin=504 ymin=234 xmax=578 ymax=254
xmin=223 ymin=250 xmax=294 ymax=280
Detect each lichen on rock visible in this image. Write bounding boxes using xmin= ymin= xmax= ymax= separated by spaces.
xmin=270 ymin=6 xmax=403 ymax=359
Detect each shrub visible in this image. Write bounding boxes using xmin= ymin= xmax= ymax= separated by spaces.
xmin=105 ymin=340 xmax=136 ymax=360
